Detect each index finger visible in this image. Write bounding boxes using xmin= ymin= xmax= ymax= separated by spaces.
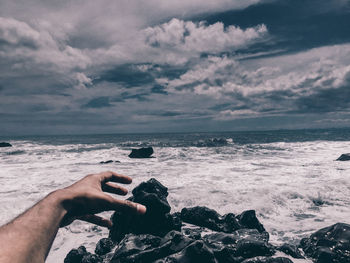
xmin=98 ymin=171 xmax=132 ymax=184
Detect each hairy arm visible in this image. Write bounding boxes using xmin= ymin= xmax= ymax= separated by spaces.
xmin=0 ymin=171 xmax=146 ymax=263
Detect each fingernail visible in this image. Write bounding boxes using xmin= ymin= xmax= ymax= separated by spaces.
xmin=137 ymin=204 xmax=147 ymax=214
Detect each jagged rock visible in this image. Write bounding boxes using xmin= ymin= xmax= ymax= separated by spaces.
xmin=300 ymin=223 xmax=350 ymax=263
xmin=277 ymin=243 xmax=304 ymax=259
xmin=155 ymin=240 xmax=218 ymax=263
xmin=81 ymin=254 xmax=103 ymax=263
xmin=0 ymin=142 xmax=12 ymax=147
xmin=128 ymin=147 xmax=154 ymax=158
xmin=95 ymin=238 xmax=114 ymax=256
xmin=109 ymin=178 xmax=182 ymax=242
xmin=336 ymin=153 xmax=350 ymax=161
xmin=204 ymin=229 xmax=273 ymax=260
xmin=241 ymin=257 xmax=293 ymax=263
xmin=181 ymin=207 xmax=265 ymax=233
xmin=111 ymin=231 xmax=194 ymax=263
xmin=238 ymin=210 xmax=266 ymax=233
xmin=64 ymin=246 xmax=89 ymax=263
xmin=236 ymin=239 xmax=274 ymax=258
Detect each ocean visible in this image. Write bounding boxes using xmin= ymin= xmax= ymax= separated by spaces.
xmin=1 ymin=129 xmax=350 ymax=262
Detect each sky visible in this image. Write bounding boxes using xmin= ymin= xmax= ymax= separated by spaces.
xmin=1 ymin=0 xmax=350 ymax=135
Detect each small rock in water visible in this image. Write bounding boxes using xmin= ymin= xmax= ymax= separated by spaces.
xmin=300 ymin=222 xmax=350 ymax=263
xmin=0 ymin=142 xmax=12 ymax=147
xmin=99 ymin=160 xmax=120 ymax=164
xmin=128 ymin=147 xmax=154 ymax=158
xmin=336 ymin=153 xmax=350 ymax=161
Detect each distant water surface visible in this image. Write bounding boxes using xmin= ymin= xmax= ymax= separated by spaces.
xmin=1 ymin=128 xmax=350 ymax=262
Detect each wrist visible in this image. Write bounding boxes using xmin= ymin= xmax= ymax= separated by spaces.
xmin=45 ymin=189 xmax=70 ymax=221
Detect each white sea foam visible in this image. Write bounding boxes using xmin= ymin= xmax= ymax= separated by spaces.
xmin=1 ymin=139 xmax=350 ymax=262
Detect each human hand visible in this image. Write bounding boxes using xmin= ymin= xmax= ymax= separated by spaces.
xmin=57 ymin=171 xmax=146 ymax=228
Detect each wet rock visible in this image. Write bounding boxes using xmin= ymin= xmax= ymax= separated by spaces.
xmin=95 ymin=238 xmax=114 ymax=256
xmin=155 ymin=240 xmax=218 ymax=263
xmin=64 ymin=246 xmax=89 ymax=263
xmin=238 ymin=210 xmax=265 ymax=233
xmin=111 ymin=231 xmax=195 ymax=263
xmin=128 ymin=147 xmax=154 ymax=158
xmin=204 ymin=229 xmax=274 ymax=260
xmin=204 ymin=229 xmax=269 ymax=246
xmin=336 ymin=153 xmax=350 ymax=161
xmin=99 ymin=160 xmax=120 ymax=164
xmin=241 ymin=257 xmax=293 ymax=263
xmin=81 ymin=254 xmax=103 ymax=263
xmin=236 ymin=239 xmax=274 ymax=258
xmin=0 ymin=142 xmax=12 ymax=147
xmin=300 ymin=222 xmax=350 ymax=263
xmin=181 ymin=207 xmax=264 ymax=234
xmin=109 ymin=178 xmax=182 ymax=242
xmin=277 ymin=243 xmax=304 ymax=259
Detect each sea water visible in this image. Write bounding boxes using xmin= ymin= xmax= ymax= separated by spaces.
xmin=1 ymin=129 xmax=350 ymax=262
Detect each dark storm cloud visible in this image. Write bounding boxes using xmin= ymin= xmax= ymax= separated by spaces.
xmin=202 ymin=0 xmax=350 ymax=56
xmin=97 ymin=65 xmax=155 ymax=87
xmin=82 ymin=97 xmax=112 ymax=108
xmin=151 ymin=85 xmax=168 ymax=95
xmin=2 ymin=0 xmax=350 ymax=135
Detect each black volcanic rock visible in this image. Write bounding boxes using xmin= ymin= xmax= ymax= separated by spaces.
xmin=238 ymin=210 xmax=266 ymax=233
xmin=181 ymin=207 xmax=265 ymax=234
xmin=241 ymin=257 xmax=293 ymax=263
xmin=128 ymin=147 xmax=154 ymax=158
xmin=300 ymin=223 xmax=350 ymax=263
xmin=111 ymin=231 xmax=195 ymax=263
xmin=68 ymin=179 xmax=349 ymax=263
xmin=0 ymin=142 xmax=12 ymax=147
xmin=95 ymin=238 xmax=114 ymax=256
xmin=336 ymin=153 xmax=350 ymax=161
xmin=109 ymin=178 xmax=182 ymax=242
xmin=277 ymin=243 xmax=304 ymax=259
xmin=99 ymin=160 xmax=114 ymax=164
xmin=64 ymin=246 xmax=89 ymax=263
xmin=81 ymin=254 xmax=102 ymax=263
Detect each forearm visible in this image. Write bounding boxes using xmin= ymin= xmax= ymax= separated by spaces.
xmin=0 ymin=190 xmax=67 ymax=263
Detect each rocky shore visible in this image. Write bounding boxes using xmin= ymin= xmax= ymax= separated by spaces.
xmin=64 ymin=179 xmax=350 ymax=263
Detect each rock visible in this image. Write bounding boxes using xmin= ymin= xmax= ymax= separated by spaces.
xmin=0 ymin=142 xmax=12 ymax=147
xmin=128 ymin=147 xmax=154 ymax=158
xmin=64 ymin=246 xmax=89 ymax=263
xmin=300 ymin=222 xmax=350 ymax=263
xmin=95 ymin=238 xmax=114 ymax=256
xmin=204 ymin=229 xmax=274 ymax=260
xmin=277 ymin=243 xmax=304 ymax=259
xmin=81 ymin=254 xmax=103 ymax=263
xmin=155 ymin=240 xmax=218 ymax=263
xmin=241 ymin=257 xmax=293 ymax=263
xmin=109 ymin=178 xmax=182 ymax=242
xmin=238 ymin=210 xmax=266 ymax=233
xmin=99 ymin=160 xmax=113 ymax=164
xmin=336 ymin=153 xmax=350 ymax=161
xmin=235 ymin=239 xmax=274 ymax=258
xmin=181 ymin=207 xmax=265 ymax=234
xmin=111 ymin=231 xmax=195 ymax=263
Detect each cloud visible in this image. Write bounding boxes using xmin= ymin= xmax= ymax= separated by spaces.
xmin=144 ymin=18 xmax=267 ymax=53
xmin=1 ymin=0 xmax=350 ymax=134
xmin=156 ymin=44 xmax=350 ymax=119
xmin=82 ymin=97 xmax=112 ymax=109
